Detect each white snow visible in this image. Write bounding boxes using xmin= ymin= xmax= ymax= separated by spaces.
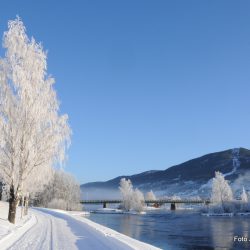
xmin=0 ymin=202 xmax=36 ymax=249
xmin=0 ymin=202 xmax=161 ymax=250
xmin=236 ymin=213 xmax=250 ymax=216
xmin=144 ymin=206 xmax=161 ymax=211
xmin=224 ymin=148 xmax=240 ymax=177
xmin=201 ymin=213 xmax=234 ymax=217
xmin=92 ymin=208 xmax=124 ymax=214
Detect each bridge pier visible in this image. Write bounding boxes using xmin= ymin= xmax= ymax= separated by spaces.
xmin=170 ymin=203 xmax=176 ymax=210
xmin=103 ymin=202 xmax=107 ymax=208
xmin=204 ymin=200 xmax=210 ymax=206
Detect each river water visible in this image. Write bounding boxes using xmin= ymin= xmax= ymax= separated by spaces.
xmin=86 ymin=207 xmax=250 ymax=250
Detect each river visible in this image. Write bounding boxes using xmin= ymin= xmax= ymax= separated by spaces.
xmin=86 ymin=207 xmax=250 ymax=250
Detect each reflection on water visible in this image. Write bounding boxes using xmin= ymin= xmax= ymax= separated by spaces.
xmin=206 ymin=215 xmax=250 ymax=250
xmin=86 ymin=206 xmax=250 ymax=250
xmin=210 ymin=216 xmax=234 ymax=250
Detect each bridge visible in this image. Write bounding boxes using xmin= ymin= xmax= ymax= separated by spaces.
xmin=80 ymin=199 xmax=210 ymax=210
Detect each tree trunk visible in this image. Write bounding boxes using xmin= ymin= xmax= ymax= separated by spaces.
xmin=8 ymin=184 xmax=18 ymax=224
xmin=24 ymin=196 xmax=29 ymax=216
xmin=0 ymin=186 xmax=2 ymax=201
xmin=21 ymin=196 xmax=24 ymax=219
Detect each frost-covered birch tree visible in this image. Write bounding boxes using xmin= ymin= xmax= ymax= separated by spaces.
xmin=211 ymin=171 xmax=233 ymax=212
xmin=119 ymin=178 xmax=133 ymax=211
xmin=119 ymin=178 xmax=145 ymax=212
xmin=0 ymin=18 xmax=71 ymax=223
xmin=132 ymin=188 xmax=145 ymax=212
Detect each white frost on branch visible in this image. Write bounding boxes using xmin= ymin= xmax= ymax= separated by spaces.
xmin=0 ymin=17 xmax=71 ymax=205
xmin=210 ymin=171 xmax=233 ymax=213
xmin=38 ymin=170 xmax=82 ymax=211
xmin=119 ymin=178 xmax=133 ymax=211
xmin=119 ymin=178 xmax=145 ymax=212
xmin=132 ymin=188 xmax=145 ymax=212
xmin=241 ymin=187 xmax=248 ymax=203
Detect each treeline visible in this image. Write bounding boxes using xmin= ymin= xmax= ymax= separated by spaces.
xmin=205 ymin=171 xmax=250 ymax=214
xmin=34 ymin=169 xmax=82 ymax=211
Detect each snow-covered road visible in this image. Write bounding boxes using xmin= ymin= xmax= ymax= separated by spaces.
xmin=3 ymin=208 xmax=160 ymax=250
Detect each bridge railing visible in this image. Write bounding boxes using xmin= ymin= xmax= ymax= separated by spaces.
xmin=80 ymin=199 xmax=210 ymax=204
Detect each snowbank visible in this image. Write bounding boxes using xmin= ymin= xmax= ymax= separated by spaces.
xmin=40 ymin=207 xmax=90 ymax=216
xmin=91 ymin=208 xmax=147 ymax=215
xmin=202 ymin=212 xmax=250 ymax=217
xmin=0 ymin=201 xmax=36 ymax=249
xmin=91 ymin=208 xmax=124 ymax=214
xmin=123 ymin=210 xmax=146 ymax=215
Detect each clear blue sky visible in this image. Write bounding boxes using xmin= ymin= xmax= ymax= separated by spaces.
xmin=0 ymin=1 xmax=250 ymax=183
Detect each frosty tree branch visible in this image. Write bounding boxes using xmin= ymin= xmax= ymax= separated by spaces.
xmin=0 ymin=17 xmax=71 ymax=223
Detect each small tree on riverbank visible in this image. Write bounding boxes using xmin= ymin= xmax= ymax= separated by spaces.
xmin=119 ymin=178 xmax=145 ymax=212
xmin=119 ymin=178 xmax=133 ymax=211
xmin=132 ymin=188 xmax=145 ymax=212
xmin=211 ymin=171 xmax=233 ymax=213
xmin=240 ymin=187 xmax=249 ymax=212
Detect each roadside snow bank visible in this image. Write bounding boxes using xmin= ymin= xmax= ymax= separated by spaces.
xmin=47 ymin=208 xmax=161 ymax=250
xmin=0 ymin=201 xmax=36 ymax=249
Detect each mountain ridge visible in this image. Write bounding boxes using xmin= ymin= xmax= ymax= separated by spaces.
xmin=81 ymin=147 xmax=250 ymax=199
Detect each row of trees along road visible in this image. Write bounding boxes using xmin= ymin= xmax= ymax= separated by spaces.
xmin=35 ymin=169 xmax=82 ymax=211
xmin=0 ymin=18 xmax=71 ymax=223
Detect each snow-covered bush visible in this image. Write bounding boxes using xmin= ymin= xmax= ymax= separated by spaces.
xmin=47 ymin=199 xmax=68 ymax=210
xmin=145 ymin=190 xmax=156 ymax=200
xmin=36 ymin=170 xmax=82 ymax=211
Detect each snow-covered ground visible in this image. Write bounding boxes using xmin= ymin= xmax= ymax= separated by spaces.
xmin=91 ymin=208 xmax=148 ymax=214
xmin=0 ymin=201 xmax=36 ymax=249
xmin=0 ymin=202 xmax=161 ymax=250
xmin=91 ymin=208 xmax=124 ymax=214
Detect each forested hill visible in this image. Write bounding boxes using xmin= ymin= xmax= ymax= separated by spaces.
xmin=81 ymin=148 xmax=250 ymax=198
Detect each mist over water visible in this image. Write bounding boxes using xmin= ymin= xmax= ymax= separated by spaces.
xmin=81 ymin=188 xmax=121 ymax=200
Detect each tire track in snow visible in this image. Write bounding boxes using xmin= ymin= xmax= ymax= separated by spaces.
xmin=6 ymin=208 xmax=160 ymax=250
xmin=8 ymin=211 xmax=52 ymax=250
xmin=50 ymin=218 xmax=53 ymax=250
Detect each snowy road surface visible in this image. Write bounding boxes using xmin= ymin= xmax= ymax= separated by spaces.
xmin=3 ymin=208 xmax=160 ymax=250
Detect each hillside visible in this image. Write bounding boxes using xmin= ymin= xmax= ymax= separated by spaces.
xmin=81 ymin=148 xmax=250 ymax=199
